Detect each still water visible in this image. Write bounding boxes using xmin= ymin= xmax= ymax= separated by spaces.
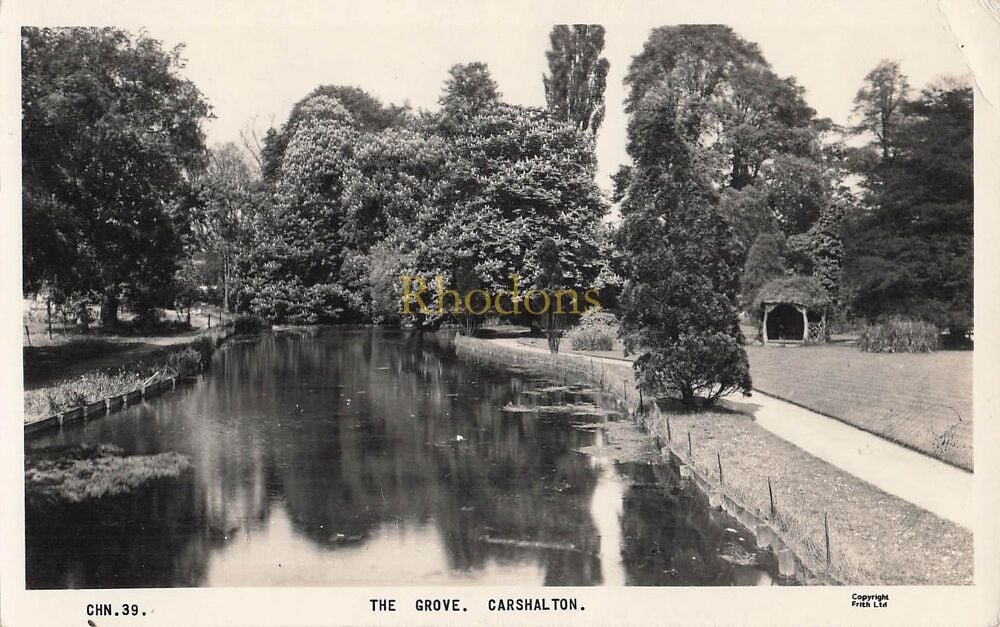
xmin=26 ymin=328 xmax=787 ymax=588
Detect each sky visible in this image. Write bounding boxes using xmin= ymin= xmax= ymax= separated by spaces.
xmin=19 ymin=1 xmax=973 ymax=191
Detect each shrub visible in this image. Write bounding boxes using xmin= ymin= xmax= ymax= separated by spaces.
xmin=191 ymin=336 xmax=216 ymax=361
xmin=567 ymin=310 xmax=618 ymax=351
xmin=858 ymin=317 xmax=941 ymax=353
xmin=233 ymin=314 xmax=268 ymax=335
xmin=165 ymin=347 xmax=207 ymax=377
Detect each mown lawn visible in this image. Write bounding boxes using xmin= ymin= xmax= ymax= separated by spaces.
xmin=745 ymin=345 xmax=973 ymax=471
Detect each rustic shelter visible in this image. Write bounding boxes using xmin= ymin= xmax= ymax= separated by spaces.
xmin=753 ymin=275 xmax=832 ymax=344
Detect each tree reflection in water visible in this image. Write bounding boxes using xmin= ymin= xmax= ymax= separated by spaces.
xmin=25 ymin=329 xmax=787 ymax=588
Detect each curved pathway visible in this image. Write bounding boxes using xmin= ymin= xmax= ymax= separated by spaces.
xmin=719 ymin=392 xmax=973 ymax=530
xmin=489 ymin=336 xmax=974 ymax=530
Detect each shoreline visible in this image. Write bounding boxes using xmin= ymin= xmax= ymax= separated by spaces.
xmin=454 ymin=333 xmax=973 ymax=586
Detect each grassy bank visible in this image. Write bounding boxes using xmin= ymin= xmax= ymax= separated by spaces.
xmin=659 ymin=409 xmax=971 ymax=585
xmin=460 ymin=335 xmax=973 ymax=585
xmin=23 ymin=331 xmax=226 ymax=424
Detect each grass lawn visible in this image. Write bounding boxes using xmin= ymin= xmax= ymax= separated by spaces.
xmin=746 ymin=344 xmax=972 ymax=471
xmin=660 ymin=409 xmax=972 ymax=585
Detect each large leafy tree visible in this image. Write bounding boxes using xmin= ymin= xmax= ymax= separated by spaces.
xmin=844 ymin=75 xmax=973 ymax=334
xmin=245 ymin=102 xmax=359 ymax=322
xmin=543 ymin=25 xmax=610 ymax=135
xmin=617 ymin=41 xmax=751 ymax=408
xmin=624 ymin=25 xmax=819 ymax=192
xmin=260 ymin=85 xmax=409 ymax=182
xmin=625 ymin=26 xmax=845 ymax=309
xmin=21 ymin=27 xmax=210 ymax=326
xmin=411 ymin=101 xmax=607 ymax=323
xmin=339 ymin=127 xmax=450 ymax=319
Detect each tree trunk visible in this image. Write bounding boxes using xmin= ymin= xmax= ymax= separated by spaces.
xmin=222 ymin=254 xmax=231 ymax=314
xmin=100 ymin=290 xmax=119 ymax=329
xmin=529 ymin=316 xmax=544 ymax=337
xmin=680 ymin=387 xmax=696 ymax=410
xmin=546 ymin=310 xmax=561 ymax=354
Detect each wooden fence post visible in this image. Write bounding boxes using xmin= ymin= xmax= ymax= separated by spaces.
xmin=767 ymin=477 xmax=776 ymax=517
xmin=665 ymin=415 xmax=672 ymax=441
xmin=687 ymin=431 xmax=693 ymax=458
xmin=717 ymin=452 xmax=724 ymax=485
xmin=824 ymin=512 xmax=831 ymax=568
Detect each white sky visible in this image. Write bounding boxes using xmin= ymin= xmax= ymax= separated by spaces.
xmin=15 ymin=1 xmax=973 ymax=190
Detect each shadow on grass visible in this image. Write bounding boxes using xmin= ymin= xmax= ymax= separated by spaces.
xmin=23 ymin=340 xmax=142 ymax=387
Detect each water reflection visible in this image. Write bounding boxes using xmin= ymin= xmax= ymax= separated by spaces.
xmin=26 ymin=329 xmax=787 ymax=588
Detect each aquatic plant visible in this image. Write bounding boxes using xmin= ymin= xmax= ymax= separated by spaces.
xmin=25 ymin=444 xmax=191 ymax=507
xmin=24 ymin=369 xmax=144 ymax=418
xmin=165 ymin=346 xmax=208 ymax=377
xmin=24 ymin=336 xmax=219 ymax=422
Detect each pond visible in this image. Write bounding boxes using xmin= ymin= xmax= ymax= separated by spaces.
xmin=25 ymin=328 xmax=789 ymax=588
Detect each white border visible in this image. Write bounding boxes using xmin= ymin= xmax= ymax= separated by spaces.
xmin=1 ymin=1 xmax=998 ymax=625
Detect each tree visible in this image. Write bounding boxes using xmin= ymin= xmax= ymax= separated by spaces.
xmin=844 ymin=76 xmax=972 ymax=335
xmin=740 ymin=231 xmax=787 ymax=310
xmin=192 ymin=143 xmax=259 ymax=314
xmin=438 ymin=62 xmax=501 ymax=122
xmin=617 ymin=37 xmax=752 ymax=408
xmin=21 ymin=27 xmax=210 ymax=326
xmin=339 ymin=127 xmax=450 ymax=318
xmin=851 ymin=60 xmax=910 ymax=161
xmin=543 ymin=25 xmax=610 ymax=135
xmin=245 ymin=111 xmax=359 ymax=322
xmin=623 ymin=26 xmax=848 ymax=317
xmin=624 ymin=25 xmax=819 ymax=192
xmin=260 ymin=85 xmax=409 ymax=182
xmin=409 ymin=103 xmax=607 ymax=322
xmin=535 ymin=238 xmax=565 ymax=353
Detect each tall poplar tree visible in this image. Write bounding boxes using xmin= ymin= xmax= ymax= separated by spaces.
xmin=543 ymin=25 xmax=610 ymax=135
